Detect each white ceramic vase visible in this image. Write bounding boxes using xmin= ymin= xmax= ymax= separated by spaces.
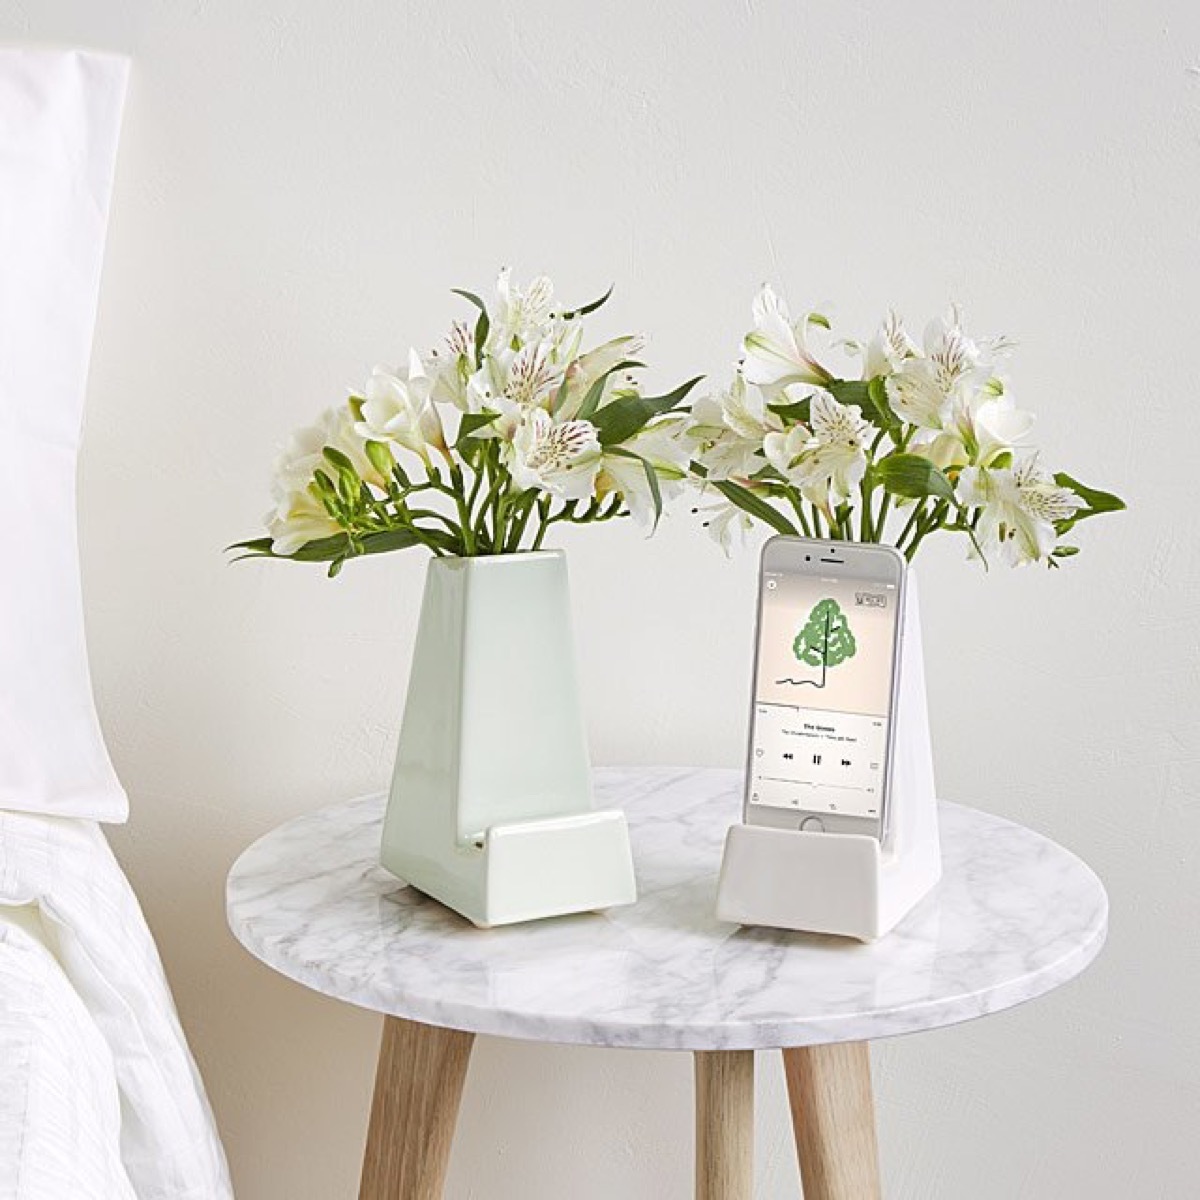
xmin=380 ymin=550 xmax=637 ymax=927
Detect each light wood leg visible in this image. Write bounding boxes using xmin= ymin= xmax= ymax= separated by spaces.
xmin=359 ymin=1016 xmax=475 ymax=1200
xmin=693 ymin=1050 xmax=754 ymax=1200
xmin=783 ymin=1041 xmax=881 ymax=1200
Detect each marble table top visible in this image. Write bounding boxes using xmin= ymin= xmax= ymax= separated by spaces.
xmin=226 ymin=766 xmax=1107 ymax=1051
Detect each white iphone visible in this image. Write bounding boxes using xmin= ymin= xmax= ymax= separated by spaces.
xmin=743 ymin=536 xmax=907 ymax=840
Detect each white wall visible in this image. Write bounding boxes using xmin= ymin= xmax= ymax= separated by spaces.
xmin=3 ymin=1 xmax=1196 ymax=1195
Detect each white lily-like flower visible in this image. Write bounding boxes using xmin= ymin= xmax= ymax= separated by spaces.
xmin=595 ymin=419 xmax=690 ymax=526
xmin=694 ymin=496 xmax=755 ymax=555
xmin=504 ymin=407 xmax=601 ymax=500
xmin=427 ymin=319 xmax=475 ymax=409
xmin=762 ymin=423 xmax=811 ymax=480
xmin=266 ymin=404 xmax=381 ymax=554
xmin=355 ymin=350 xmax=447 ymax=458
xmin=884 ymin=307 xmax=996 ymax=430
xmin=681 ymin=392 xmax=762 ymax=482
xmin=769 ymin=390 xmax=869 ymax=503
xmin=492 ymin=268 xmax=560 ymax=347
xmin=863 ymin=311 xmax=919 ymax=378
xmin=926 ymin=383 xmax=1037 ymax=469
xmin=959 ymin=453 xmax=1084 ymax=566
xmin=467 ymin=339 xmax=566 ymax=416
xmin=719 ymin=371 xmax=779 ymax=440
xmin=556 ymin=334 xmax=646 ymax=418
xmin=266 ymin=483 xmax=341 ymax=556
xmin=275 ymin=403 xmax=388 ymax=492
xmin=741 ymin=285 xmax=833 ymax=390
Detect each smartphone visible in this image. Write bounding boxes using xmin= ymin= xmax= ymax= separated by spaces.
xmin=743 ymin=536 xmax=906 ymax=840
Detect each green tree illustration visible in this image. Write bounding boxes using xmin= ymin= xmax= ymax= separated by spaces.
xmin=778 ymin=597 xmax=857 ymax=688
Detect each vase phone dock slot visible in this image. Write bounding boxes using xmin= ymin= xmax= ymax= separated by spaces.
xmin=716 ymin=577 xmax=941 ymax=941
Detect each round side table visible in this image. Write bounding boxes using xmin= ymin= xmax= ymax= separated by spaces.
xmin=226 ymin=766 xmax=1107 ymax=1200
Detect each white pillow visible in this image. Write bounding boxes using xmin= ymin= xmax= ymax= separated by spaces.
xmin=0 ymin=49 xmax=129 ymax=820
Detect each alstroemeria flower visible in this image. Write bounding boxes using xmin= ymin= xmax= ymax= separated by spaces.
xmin=884 ymin=307 xmax=996 ymax=430
xmin=863 ymin=311 xmax=919 ymax=378
xmin=427 ymin=320 xmax=475 ymax=409
xmin=959 ymin=454 xmax=1084 ymax=565
xmin=595 ymin=420 xmax=689 ymax=526
xmin=468 ymin=340 xmax=565 ymax=415
xmin=492 ymin=268 xmax=560 ymax=348
xmin=355 ymin=350 xmax=447 ymax=457
xmin=681 ymin=392 xmax=763 ymax=482
xmin=762 ymin=423 xmax=811 ymax=480
xmin=556 ymin=334 xmax=646 ymax=418
xmin=718 ymin=371 xmax=781 ymax=440
xmin=741 ymin=285 xmax=833 ymax=390
xmin=694 ymin=496 xmax=755 ymax=555
xmin=504 ymin=407 xmax=601 ymax=500
xmin=926 ymin=385 xmax=1036 ymax=469
xmin=772 ymin=390 xmax=870 ymax=503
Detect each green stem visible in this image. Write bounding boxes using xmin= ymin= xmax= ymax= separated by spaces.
xmin=505 ymin=494 xmax=537 ymax=552
xmin=874 ymin=491 xmax=892 ymax=544
xmin=894 ymin=502 xmax=925 ymax=553
xmin=531 ymin=496 xmax=566 ymax=550
xmin=858 ymin=483 xmax=873 ymax=542
xmin=448 ymin=465 xmax=476 ymax=555
xmin=903 ymin=499 xmax=950 ymax=561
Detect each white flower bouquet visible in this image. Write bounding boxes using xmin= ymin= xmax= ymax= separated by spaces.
xmin=233 ymin=270 xmax=698 ymax=574
xmin=682 ymin=286 xmax=1124 ymax=565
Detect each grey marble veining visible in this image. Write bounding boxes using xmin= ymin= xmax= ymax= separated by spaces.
xmin=225 ymin=766 xmax=1107 ymax=1051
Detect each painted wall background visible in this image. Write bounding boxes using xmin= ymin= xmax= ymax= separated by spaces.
xmin=2 ymin=1 xmax=1196 ymax=1195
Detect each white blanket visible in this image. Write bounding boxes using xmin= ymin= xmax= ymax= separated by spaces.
xmin=0 ymin=812 xmax=232 ymax=1199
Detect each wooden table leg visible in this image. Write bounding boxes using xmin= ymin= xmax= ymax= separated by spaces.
xmin=359 ymin=1016 xmax=475 ymax=1200
xmin=783 ymin=1041 xmax=880 ymax=1200
xmin=693 ymin=1050 xmax=754 ymax=1200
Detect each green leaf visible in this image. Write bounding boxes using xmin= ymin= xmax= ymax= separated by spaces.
xmin=450 ymin=287 xmax=486 ymax=312
xmin=359 ymin=528 xmax=434 ymax=555
xmin=225 ymin=536 xmax=277 ymax=562
xmin=1052 ymin=472 xmax=1125 ymax=535
xmin=456 ymin=409 xmax=500 ymax=443
xmin=748 ymin=461 xmax=786 ymax=483
xmin=1052 ymin=545 xmax=1080 ymax=558
xmin=450 ymin=288 xmax=490 ymax=365
xmin=592 ymin=375 xmax=703 ymax=447
xmin=767 ymin=397 xmax=811 ymax=424
xmin=226 ymin=527 xmax=436 ymax=568
xmin=576 ymin=360 xmax=645 ymax=421
xmin=876 ymin=454 xmax=956 ymax=502
xmin=712 ymin=479 xmax=798 ymax=536
xmin=1054 ymin=473 xmax=1126 ymax=516
xmin=826 ymin=380 xmax=870 ymax=409
xmin=605 ymin=446 xmax=663 ymax=530
xmin=566 ymin=283 xmax=614 ymax=318
xmin=827 ymin=378 xmax=900 ymax=433
xmin=866 ymin=376 xmax=901 ymax=431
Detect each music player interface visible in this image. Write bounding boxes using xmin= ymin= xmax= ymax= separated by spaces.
xmin=748 ymin=571 xmax=898 ymax=820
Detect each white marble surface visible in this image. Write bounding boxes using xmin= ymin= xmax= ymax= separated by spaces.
xmin=226 ymin=767 xmax=1107 ymax=1051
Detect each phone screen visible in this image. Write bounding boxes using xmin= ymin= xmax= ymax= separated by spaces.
xmin=747 ymin=568 xmax=900 ymax=827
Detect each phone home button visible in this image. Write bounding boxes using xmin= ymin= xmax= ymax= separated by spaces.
xmin=799 ymin=816 xmax=826 ymax=833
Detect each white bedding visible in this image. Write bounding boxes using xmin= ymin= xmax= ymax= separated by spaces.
xmin=0 ymin=812 xmax=232 ymax=1199
xmin=0 ymin=46 xmax=232 ymax=1198
xmin=0 ymin=904 xmax=135 ymax=1200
